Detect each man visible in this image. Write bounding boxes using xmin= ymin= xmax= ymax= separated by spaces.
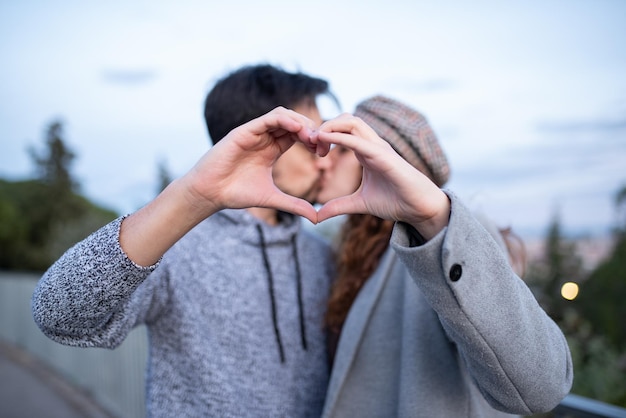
xmin=32 ymin=65 xmax=336 ymax=417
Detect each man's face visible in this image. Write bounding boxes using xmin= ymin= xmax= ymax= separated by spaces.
xmin=272 ymin=102 xmax=328 ymax=203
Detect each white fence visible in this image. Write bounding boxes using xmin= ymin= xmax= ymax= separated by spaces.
xmin=0 ymin=272 xmax=147 ymax=418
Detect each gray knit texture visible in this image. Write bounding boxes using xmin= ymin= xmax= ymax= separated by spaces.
xmin=32 ymin=209 xmax=334 ymax=417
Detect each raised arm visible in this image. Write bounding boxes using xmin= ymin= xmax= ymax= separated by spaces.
xmin=32 ymin=107 xmax=326 ymax=345
xmin=314 ymin=113 xmax=572 ymax=413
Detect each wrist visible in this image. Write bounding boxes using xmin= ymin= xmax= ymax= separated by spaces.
xmin=119 ymin=178 xmax=218 ymax=267
xmin=175 ymin=176 xmax=220 ymax=223
xmin=408 ymin=190 xmax=451 ymax=241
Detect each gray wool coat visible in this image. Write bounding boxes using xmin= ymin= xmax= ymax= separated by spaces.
xmin=322 ymin=192 xmax=573 ymax=418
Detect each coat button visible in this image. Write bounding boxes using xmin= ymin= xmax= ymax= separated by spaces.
xmin=449 ymin=264 xmax=463 ymax=282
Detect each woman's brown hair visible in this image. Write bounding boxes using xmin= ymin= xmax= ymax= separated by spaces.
xmin=324 ymin=213 xmax=394 ymax=334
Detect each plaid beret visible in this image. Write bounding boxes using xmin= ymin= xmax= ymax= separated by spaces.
xmin=354 ymin=95 xmax=450 ymax=187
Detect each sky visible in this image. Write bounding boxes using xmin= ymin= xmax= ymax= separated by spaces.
xmin=1 ymin=0 xmax=625 ymax=238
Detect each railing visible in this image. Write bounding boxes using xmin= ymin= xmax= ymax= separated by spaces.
xmin=552 ymin=394 xmax=626 ymax=417
xmin=0 ymin=272 xmax=146 ymax=418
xmin=1 ymin=272 xmax=625 ymax=418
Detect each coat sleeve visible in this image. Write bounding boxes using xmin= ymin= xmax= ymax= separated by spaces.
xmin=31 ymin=216 xmax=168 ymax=348
xmin=390 ymin=191 xmax=573 ymax=415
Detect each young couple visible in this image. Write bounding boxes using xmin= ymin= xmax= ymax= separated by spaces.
xmin=32 ymin=64 xmax=572 ymax=417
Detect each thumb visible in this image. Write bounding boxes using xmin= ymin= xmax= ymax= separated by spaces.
xmin=317 ymin=195 xmax=365 ymax=223
xmin=266 ymin=193 xmax=319 ymax=224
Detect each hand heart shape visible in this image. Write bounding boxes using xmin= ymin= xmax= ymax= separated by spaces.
xmin=266 ymin=113 xmax=398 ymax=225
xmin=190 ymin=106 xmax=446 ymax=235
xmin=202 ymin=108 xmax=401 ymax=225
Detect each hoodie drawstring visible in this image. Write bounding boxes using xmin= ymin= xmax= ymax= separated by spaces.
xmin=256 ymin=225 xmax=307 ymax=363
xmin=291 ymin=235 xmax=308 ymax=351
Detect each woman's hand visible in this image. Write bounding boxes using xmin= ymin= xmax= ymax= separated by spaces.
xmin=313 ymin=113 xmax=450 ymax=240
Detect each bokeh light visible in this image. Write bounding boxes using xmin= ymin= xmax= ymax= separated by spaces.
xmin=561 ymin=282 xmax=579 ymax=301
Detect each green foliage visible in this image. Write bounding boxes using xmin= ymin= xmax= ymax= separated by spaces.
xmin=526 ymin=199 xmax=626 ymax=408
xmin=0 ymin=179 xmax=118 ymax=271
xmin=0 ymin=120 xmax=118 ymax=272
xmin=0 ymin=179 xmax=57 ymax=269
xmin=561 ymin=308 xmax=626 ymax=407
xmin=525 ymin=211 xmax=584 ymax=320
xmin=575 ymin=232 xmax=626 ymax=351
xmin=574 ymin=183 xmax=626 ymax=355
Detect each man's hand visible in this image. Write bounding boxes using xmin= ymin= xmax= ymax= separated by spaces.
xmin=180 ymin=106 xmax=323 ymax=223
xmin=120 ymin=107 xmax=323 ymax=266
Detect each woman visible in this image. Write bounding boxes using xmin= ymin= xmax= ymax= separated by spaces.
xmin=313 ymin=96 xmax=572 ymax=417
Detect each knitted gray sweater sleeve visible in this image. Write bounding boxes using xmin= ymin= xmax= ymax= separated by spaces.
xmin=32 ymin=217 xmax=164 ymax=348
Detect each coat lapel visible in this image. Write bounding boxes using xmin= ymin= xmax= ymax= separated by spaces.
xmin=322 ymin=249 xmax=398 ymax=417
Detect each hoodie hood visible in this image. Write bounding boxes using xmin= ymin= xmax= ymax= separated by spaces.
xmin=216 ymin=209 xmax=301 ymax=245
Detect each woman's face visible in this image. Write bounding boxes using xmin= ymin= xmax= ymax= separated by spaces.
xmin=316 ymin=145 xmax=362 ymax=204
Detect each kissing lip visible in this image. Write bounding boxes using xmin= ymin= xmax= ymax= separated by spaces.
xmin=317 ymin=174 xmax=331 ymax=196
xmin=317 ymin=176 xmax=326 ymax=191
xmin=321 ymin=167 xmax=334 ymax=185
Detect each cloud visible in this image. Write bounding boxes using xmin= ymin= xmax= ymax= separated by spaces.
xmin=449 ymin=121 xmax=626 ymax=201
xmin=536 ymin=118 xmax=626 ymax=133
xmin=383 ymin=77 xmax=460 ymax=95
xmin=101 ymin=69 xmax=157 ymax=85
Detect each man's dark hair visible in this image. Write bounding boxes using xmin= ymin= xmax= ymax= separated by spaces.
xmin=204 ymin=64 xmax=336 ymax=144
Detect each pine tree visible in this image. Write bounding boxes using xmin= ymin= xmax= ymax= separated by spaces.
xmin=29 ymin=121 xmax=78 ymax=192
xmin=576 ymin=185 xmax=626 ymax=351
xmin=28 ymin=120 xmax=84 ymax=222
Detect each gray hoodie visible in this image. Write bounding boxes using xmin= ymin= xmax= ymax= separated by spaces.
xmin=32 ymin=209 xmax=334 ymax=417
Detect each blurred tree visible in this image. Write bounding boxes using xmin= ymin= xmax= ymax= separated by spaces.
xmin=0 ymin=179 xmax=64 ymax=269
xmin=529 ymin=185 xmax=626 ymax=408
xmin=575 ymin=185 xmax=626 ymax=351
xmin=526 ymin=210 xmax=585 ymax=320
xmin=0 ymin=120 xmax=118 ymax=271
xmin=29 ymin=121 xmax=78 ymax=192
xmin=579 ymin=250 xmax=625 ymax=343
xmin=565 ymin=317 xmax=626 ymax=407
xmin=28 ymin=120 xmax=84 ymax=223
xmin=616 ymin=183 xmax=626 ymax=229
